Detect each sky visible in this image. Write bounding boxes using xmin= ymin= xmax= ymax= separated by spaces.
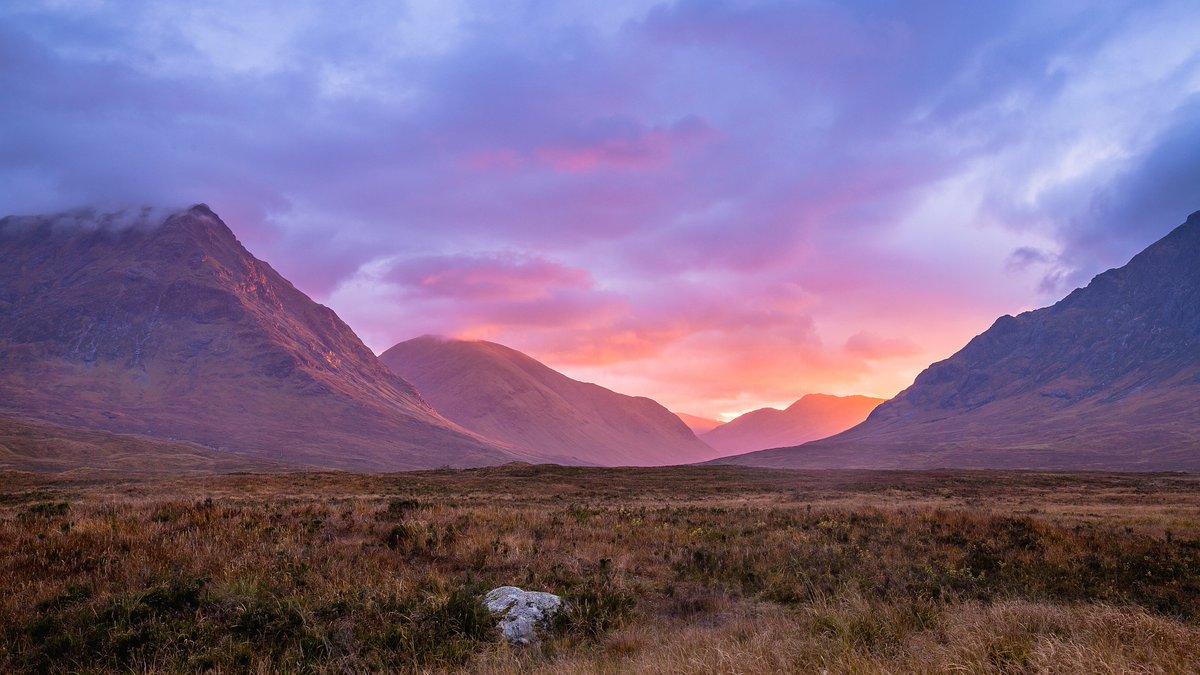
xmin=2 ymin=1 xmax=1199 ymax=421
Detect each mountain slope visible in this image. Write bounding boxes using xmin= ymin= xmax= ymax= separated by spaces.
xmin=702 ymin=394 xmax=883 ymax=456
xmin=716 ymin=210 xmax=1200 ymax=471
xmin=0 ymin=205 xmax=523 ymax=470
xmin=674 ymin=412 xmax=723 ymax=434
xmin=380 ymin=336 xmax=720 ymax=466
xmin=0 ymin=415 xmax=284 ymax=474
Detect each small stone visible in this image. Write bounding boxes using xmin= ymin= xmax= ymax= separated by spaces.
xmin=483 ymin=586 xmax=564 ymax=644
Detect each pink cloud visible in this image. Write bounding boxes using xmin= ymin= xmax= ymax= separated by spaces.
xmin=387 ymin=252 xmax=593 ymax=302
xmin=20 ymin=1 xmax=1178 ymax=424
xmin=332 ymin=239 xmax=1015 ymax=421
xmin=553 ymin=316 xmax=856 ymax=420
xmin=536 ymin=114 xmax=719 ymax=172
xmin=844 ymin=331 xmax=922 ymax=359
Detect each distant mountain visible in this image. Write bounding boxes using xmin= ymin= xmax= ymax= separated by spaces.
xmin=701 ymin=394 xmax=883 ymax=456
xmin=0 ymin=205 xmax=526 ymax=470
xmin=716 ymin=210 xmax=1200 ymax=471
xmin=674 ymin=412 xmax=723 ymax=434
xmin=381 ymin=336 xmax=720 ymax=466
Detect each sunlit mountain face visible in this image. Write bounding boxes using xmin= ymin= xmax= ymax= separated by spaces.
xmin=0 ymin=206 xmax=532 ymax=470
xmin=380 ymin=336 xmax=721 ymax=466
xmin=2 ymin=1 xmax=1198 ymax=418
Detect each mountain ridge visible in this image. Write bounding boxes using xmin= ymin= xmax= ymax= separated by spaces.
xmin=701 ymin=394 xmax=884 ymax=457
xmin=381 ymin=335 xmax=720 ymax=466
xmin=0 ymin=205 xmax=525 ymax=470
xmin=713 ymin=210 xmax=1200 ymax=471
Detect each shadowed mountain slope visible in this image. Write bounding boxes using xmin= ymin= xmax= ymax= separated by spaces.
xmin=716 ymin=210 xmax=1200 ymax=471
xmin=0 ymin=205 xmax=524 ymax=470
xmin=381 ymin=336 xmax=720 ymax=466
xmin=0 ymin=415 xmax=285 ymax=474
xmin=702 ymin=394 xmax=883 ymax=456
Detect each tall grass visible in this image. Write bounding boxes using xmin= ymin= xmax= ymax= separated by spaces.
xmin=1 ymin=466 xmax=1197 ymax=672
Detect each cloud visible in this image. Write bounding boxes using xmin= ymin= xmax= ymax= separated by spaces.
xmin=1006 ymin=246 xmax=1055 ymax=271
xmin=0 ymin=205 xmax=183 ymax=232
xmin=535 ymin=114 xmax=719 ymax=172
xmin=387 ymin=252 xmax=593 ymax=301
xmin=844 ymin=332 xmax=922 ymax=360
xmin=1 ymin=0 xmax=1198 ymax=417
xmin=1071 ymin=97 xmax=1200 ymax=267
xmin=328 ymin=250 xmax=625 ymax=352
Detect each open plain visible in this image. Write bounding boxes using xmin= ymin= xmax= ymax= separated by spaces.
xmin=2 ymin=465 xmax=1198 ymax=673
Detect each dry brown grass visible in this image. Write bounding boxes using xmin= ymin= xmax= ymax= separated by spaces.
xmin=1 ymin=465 xmax=1198 ymax=673
xmin=474 ymin=600 xmax=1200 ymax=674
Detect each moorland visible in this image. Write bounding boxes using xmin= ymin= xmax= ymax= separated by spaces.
xmin=2 ymin=465 xmax=1198 ymax=673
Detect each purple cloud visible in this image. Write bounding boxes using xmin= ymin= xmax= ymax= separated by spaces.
xmin=1 ymin=0 xmax=1197 ymax=417
xmin=387 ymin=252 xmax=593 ymax=301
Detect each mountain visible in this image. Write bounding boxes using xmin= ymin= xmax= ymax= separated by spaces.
xmin=674 ymin=412 xmax=723 ymax=434
xmin=0 ymin=415 xmax=282 ymax=474
xmin=0 ymin=205 xmax=526 ymax=471
xmin=701 ymin=394 xmax=883 ymax=456
xmin=380 ymin=336 xmax=720 ymax=466
xmin=716 ymin=210 xmax=1200 ymax=471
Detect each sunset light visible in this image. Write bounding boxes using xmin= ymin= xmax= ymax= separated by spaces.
xmin=3 ymin=3 xmax=1200 ymax=671
xmin=3 ymin=2 xmax=1197 ymax=421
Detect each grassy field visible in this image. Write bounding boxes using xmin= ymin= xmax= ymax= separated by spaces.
xmin=2 ymin=464 xmax=1199 ymax=673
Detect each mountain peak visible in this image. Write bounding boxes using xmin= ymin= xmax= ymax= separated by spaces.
xmin=702 ymin=393 xmax=883 ymax=456
xmin=381 ymin=336 xmax=719 ymax=466
xmin=163 ymin=203 xmax=227 ymax=231
xmin=0 ymin=205 xmax=520 ymax=470
xmin=154 ymin=204 xmax=243 ymax=254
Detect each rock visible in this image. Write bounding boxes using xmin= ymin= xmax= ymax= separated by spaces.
xmin=483 ymin=586 xmax=564 ymax=644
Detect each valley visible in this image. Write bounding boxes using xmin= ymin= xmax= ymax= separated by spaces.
xmin=3 ymin=465 xmax=1198 ymax=672
xmin=4 ymin=5 xmax=1198 ymax=673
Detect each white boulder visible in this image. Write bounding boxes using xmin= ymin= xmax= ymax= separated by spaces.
xmin=483 ymin=586 xmax=564 ymax=644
